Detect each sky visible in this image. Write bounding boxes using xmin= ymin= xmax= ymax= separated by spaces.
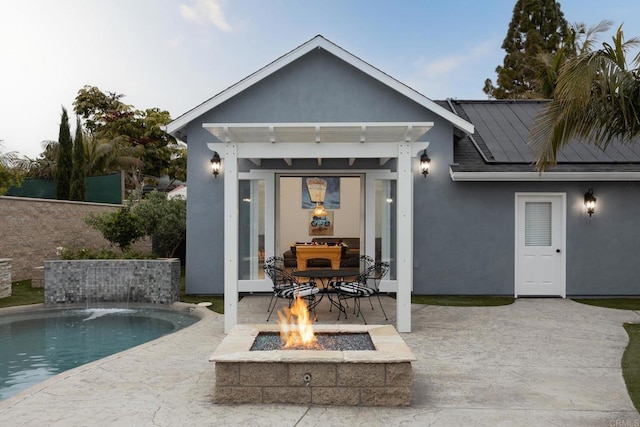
xmin=1 ymin=0 xmax=639 ymax=159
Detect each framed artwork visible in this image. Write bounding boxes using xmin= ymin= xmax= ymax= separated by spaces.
xmin=309 ymin=211 xmax=334 ymax=236
xmin=301 ymin=177 xmax=340 ymax=209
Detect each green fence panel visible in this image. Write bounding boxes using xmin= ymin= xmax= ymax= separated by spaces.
xmin=6 ymin=179 xmax=56 ymax=199
xmin=85 ymin=173 xmax=123 ymax=204
xmin=6 ymin=172 xmax=123 ymax=204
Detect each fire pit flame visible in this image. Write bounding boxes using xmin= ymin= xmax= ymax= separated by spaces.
xmin=277 ymin=294 xmax=319 ymax=349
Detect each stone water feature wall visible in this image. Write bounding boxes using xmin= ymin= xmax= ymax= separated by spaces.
xmin=0 ymin=259 xmax=11 ymax=298
xmin=44 ymin=259 xmax=180 ymax=305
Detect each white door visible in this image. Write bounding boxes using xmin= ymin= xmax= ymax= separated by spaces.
xmin=515 ymin=193 xmax=566 ymax=297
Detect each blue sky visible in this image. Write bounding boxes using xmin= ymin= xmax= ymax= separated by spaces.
xmin=1 ymin=0 xmax=639 ymax=158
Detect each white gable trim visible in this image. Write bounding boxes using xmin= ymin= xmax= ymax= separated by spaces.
xmin=166 ymin=36 xmax=474 ymax=136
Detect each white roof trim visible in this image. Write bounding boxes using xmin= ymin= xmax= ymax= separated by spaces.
xmin=203 ymin=122 xmax=433 ymax=145
xmin=450 ymin=168 xmax=640 ymax=181
xmin=166 ymin=36 xmax=473 ymax=136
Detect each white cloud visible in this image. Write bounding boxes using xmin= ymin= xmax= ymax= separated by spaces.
xmin=179 ymin=4 xmax=198 ymax=22
xmin=420 ymin=41 xmax=496 ymax=78
xmin=179 ymin=0 xmax=232 ymax=32
xmin=407 ymin=39 xmax=503 ymax=99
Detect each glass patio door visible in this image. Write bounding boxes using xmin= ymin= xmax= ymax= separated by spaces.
xmin=365 ymin=172 xmax=397 ymax=288
xmin=238 ymin=173 xmax=274 ymax=291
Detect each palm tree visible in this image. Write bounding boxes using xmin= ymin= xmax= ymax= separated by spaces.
xmin=0 ymin=141 xmax=23 ymax=194
xmin=535 ymin=20 xmax=613 ymax=99
xmin=84 ymin=133 xmax=143 ymax=177
xmin=529 ymin=25 xmax=640 ymax=171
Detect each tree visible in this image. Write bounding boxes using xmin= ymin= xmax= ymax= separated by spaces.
xmin=72 ymin=86 xmax=178 ymax=191
xmin=55 ymin=107 xmax=73 ymax=199
xmin=16 ymin=140 xmax=59 ymax=179
xmin=535 ymin=20 xmax=613 ymax=99
xmin=484 ymin=0 xmax=572 ymax=99
xmin=166 ymin=144 xmax=187 ymax=187
xmin=69 ymin=117 xmax=86 ymax=201
xmin=132 ymin=190 xmax=186 ymax=257
xmin=530 ymin=25 xmax=640 ymax=170
xmin=0 ymin=141 xmax=23 ymax=195
xmin=85 ymin=206 xmax=145 ymax=252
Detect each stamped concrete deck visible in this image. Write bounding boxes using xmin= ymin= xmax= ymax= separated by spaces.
xmin=0 ymin=296 xmax=639 ymax=426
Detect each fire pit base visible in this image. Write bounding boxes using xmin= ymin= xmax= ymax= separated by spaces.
xmin=210 ymin=324 xmax=416 ymax=406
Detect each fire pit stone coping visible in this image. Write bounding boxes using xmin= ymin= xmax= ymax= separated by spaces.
xmin=210 ymin=324 xmax=416 ymax=406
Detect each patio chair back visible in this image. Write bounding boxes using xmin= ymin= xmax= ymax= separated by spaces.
xmin=263 ymin=264 xmax=319 ymax=321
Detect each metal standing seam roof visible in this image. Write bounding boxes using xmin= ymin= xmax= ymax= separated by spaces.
xmin=445 ymin=100 xmax=640 ymax=172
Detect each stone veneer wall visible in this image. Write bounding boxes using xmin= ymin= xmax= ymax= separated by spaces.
xmin=0 ymin=259 xmax=11 ymax=298
xmin=0 ymin=196 xmax=151 ymax=282
xmin=44 ymin=259 xmax=180 ymax=305
xmin=212 ymin=324 xmax=416 ymax=406
xmin=215 ymin=361 xmax=413 ymax=406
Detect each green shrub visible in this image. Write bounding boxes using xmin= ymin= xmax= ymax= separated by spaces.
xmin=58 ymin=246 xmax=154 ymax=260
xmin=132 ymin=190 xmax=186 ymax=257
xmin=85 ymin=206 xmax=145 ymax=252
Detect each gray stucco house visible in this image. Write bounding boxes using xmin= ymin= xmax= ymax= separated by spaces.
xmin=166 ymin=35 xmax=640 ymax=332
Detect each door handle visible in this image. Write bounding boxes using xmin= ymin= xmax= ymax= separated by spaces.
xmin=556 ymin=249 xmax=561 ymax=253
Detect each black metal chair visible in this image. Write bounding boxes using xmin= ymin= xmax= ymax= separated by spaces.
xmin=264 ymin=256 xmax=285 ymax=316
xmin=263 ymin=262 xmax=319 ymax=322
xmin=330 ymin=261 xmax=389 ymax=324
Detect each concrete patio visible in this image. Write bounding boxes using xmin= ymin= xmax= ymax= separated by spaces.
xmin=0 ymin=296 xmax=639 ymax=426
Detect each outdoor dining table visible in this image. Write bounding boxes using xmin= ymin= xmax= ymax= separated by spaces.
xmin=292 ymin=268 xmax=359 ymax=319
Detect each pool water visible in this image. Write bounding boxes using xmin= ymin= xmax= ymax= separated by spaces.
xmin=0 ymin=307 xmax=198 ymax=401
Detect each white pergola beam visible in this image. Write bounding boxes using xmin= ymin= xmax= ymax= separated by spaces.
xmin=234 ymin=142 xmax=401 ymax=159
xmin=204 ymin=122 xmax=433 ymax=145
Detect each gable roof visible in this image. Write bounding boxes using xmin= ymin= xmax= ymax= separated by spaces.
xmin=165 ymin=35 xmax=474 ymax=139
xmin=445 ymin=99 xmax=640 ymax=180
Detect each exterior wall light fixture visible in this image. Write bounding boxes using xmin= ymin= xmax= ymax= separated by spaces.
xmin=420 ymin=149 xmax=431 ymax=177
xmin=210 ymin=152 xmax=221 ymax=177
xmin=584 ymin=188 xmax=596 ymax=217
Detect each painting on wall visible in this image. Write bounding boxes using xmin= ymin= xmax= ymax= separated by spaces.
xmin=301 ymin=177 xmax=340 ymax=209
xmin=309 ymin=211 xmax=334 ymax=236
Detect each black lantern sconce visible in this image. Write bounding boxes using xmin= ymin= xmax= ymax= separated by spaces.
xmin=420 ymin=149 xmax=431 ymax=177
xmin=210 ymin=152 xmax=221 ymax=178
xmin=584 ymin=188 xmax=596 ymax=217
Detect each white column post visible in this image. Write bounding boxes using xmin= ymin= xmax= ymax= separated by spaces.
xmin=396 ymin=143 xmax=413 ymax=332
xmin=223 ymin=143 xmax=238 ymax=333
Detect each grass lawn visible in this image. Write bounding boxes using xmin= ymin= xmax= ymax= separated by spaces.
xmin=179 ymin=268 xmax=224 ymax=313
xmin=0 ymin=275 xmax=225 ymax=314
xmin=0 ymin=280 xmax=44 ymax=308
xmin=572 ymin=298 xmax=640 ymax=413
xmin=572 ymin=298 xmax=640 ymax=311
xmin=180 ymin=294 xmax=224 ymax=314
xmin=623 ymin=323 xmax=640 ymax=412
xmin=411 ymin=295 xmax=515 ymax=307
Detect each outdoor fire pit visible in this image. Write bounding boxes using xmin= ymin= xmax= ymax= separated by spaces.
xmin=210 ymin=322 xmax=416 ymax=406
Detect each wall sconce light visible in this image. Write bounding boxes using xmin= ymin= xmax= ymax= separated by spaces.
xmin=584 ymin=188 xmax=596 ymax=217
xmin=210 ymin=152 xmax=221 ymax=177
xmin=420 ymin=149 xmax=431 ymax=177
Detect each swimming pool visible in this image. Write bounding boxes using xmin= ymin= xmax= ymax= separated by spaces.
xmin=0 ymin=306 xmax=199 ymax=401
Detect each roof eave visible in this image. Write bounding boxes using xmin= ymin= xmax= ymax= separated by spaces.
xmin=449 ymin=168 xmax=640 ymax=181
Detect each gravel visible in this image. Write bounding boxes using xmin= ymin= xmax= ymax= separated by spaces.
xmin=250 ymin=332 xmax=374 ymax=351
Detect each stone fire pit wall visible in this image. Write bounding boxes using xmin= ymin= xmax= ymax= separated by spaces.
xmin=44 ymin=259 xmax=181 ymax=305
xmin=211 ymin=324 xmax=416 ymax=406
